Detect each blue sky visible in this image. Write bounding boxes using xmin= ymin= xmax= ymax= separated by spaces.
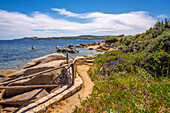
xmin=0 ymin=0 xmax=169 ymax=39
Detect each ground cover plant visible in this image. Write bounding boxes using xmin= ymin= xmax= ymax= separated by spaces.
xmin=74 ymin=19 xmax=170 ymax=112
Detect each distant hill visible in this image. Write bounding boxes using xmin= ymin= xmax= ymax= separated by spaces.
xmin=14 ymin=35 xmax=109 ymax=40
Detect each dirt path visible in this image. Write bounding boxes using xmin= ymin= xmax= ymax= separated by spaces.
xmin=46 ymin=65 xmax=94 ymax=113
xmin=60 ymin=65 xmax=94 ymax=113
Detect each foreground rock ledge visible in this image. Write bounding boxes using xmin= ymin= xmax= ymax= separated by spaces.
xmin=0 ymin=53 xmax=68 ymax=108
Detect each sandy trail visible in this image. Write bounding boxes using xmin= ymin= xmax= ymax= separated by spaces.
xmin=47 ymin=65 xmax=94 ymax=113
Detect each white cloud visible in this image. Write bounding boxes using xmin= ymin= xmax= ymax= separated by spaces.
xmin=0 ymin=8 xmax=156 ymax=39
xmin=157 ymin=14 xmax=168 ymax=19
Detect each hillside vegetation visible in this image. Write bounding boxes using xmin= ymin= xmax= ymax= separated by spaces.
xmin=75 ymin=19 xmax=170 ymax=112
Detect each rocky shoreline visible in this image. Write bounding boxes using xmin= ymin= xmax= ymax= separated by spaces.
xmin=0 ymin=54 xmax=95 ymax=112
xmin=55 ymin=41 xmax=117 ymax=53
xmin=0 ymin=41 xmax=116 ymax=112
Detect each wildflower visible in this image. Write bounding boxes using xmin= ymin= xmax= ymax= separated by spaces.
xmin=104 ymin=74 xmax=106 ymax=76
xmin=153 ymin=52 xmax=155 ymax=53
xmin=145 ymin=55 xmax=147 ymax=57
xmin=86 ymin=107 xmax=89 ymax=110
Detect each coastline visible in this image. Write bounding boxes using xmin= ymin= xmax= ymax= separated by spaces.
xmin=0 ymin=40 xmax=103 ymax=72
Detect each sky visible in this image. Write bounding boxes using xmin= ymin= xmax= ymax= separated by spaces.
xmin=0 ymin=0 xmax=169 ymax=40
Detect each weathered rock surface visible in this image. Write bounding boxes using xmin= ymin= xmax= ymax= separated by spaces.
xmin=0 ymin=69 xmax=18 ymax=77
xmin=95 ymin=45 xmax=110 ymax=52
xmin=2 ymin=60 xmax=66 ymax=97
xmin=57 ymin=48 xmax=79 ymax=53
xmin=2 ymin=60 xmax=66 ymax=83
xmin=68 ymin=44 xmax=74 ymax=48
xmin=1 ymin=107 xmax=17 ymax=113
xmin=0 ymin=53 xmax=71 ymax=109
xmin=22 ymin=53 xmax=66 ymax=69
xmin=0 ymin=89 xmax=49 ymax=106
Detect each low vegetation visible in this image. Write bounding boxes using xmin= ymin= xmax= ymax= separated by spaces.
xmin=74 ymin=19 xmax=170 ymax=112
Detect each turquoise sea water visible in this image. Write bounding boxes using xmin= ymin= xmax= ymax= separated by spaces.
xmin=0 ymin=40 xmax=103 ymax=71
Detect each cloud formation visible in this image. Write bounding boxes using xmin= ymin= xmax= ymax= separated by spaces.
xmin=0 ymin=8 xmax=156 ymax=39
xmin=157 ymin=14 xmax=168 ymax=19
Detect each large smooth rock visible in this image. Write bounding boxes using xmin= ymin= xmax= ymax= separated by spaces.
xmin=2 ymin=60 xmax=67 ymax=97
xmin=4 ymin=73 xmax=58 ymax=97
xmin=2 ymin=60 xmax=66 ymax=84
xmin=22 ymin=53 xmax=66 ymax=69
xmin=0 ymin=69 xmax=18 ymax=77
xmin=0 ymin=89 xmax=49 ymax=106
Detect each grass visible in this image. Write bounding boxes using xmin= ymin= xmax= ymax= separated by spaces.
xmin=74 ymin=20 xmax=170 ymax=112
xmin=74 ymin=51 xmax=170 ymax=112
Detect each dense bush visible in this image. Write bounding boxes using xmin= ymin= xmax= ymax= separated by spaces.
xmin=104 ymin=36 xmax=119 ymax=43
xmin=145 ymin=30 xmax=170 ymax=53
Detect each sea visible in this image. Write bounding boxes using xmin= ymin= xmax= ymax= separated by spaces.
xmin=0 ymin=40 xmax=103 ymax=72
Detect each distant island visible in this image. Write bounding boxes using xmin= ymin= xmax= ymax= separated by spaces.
xmin=15 ymin=35 xmax=109 ymax=40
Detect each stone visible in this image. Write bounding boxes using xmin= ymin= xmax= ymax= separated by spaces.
xmin=68 ymin=44 xmax=74 ymax=48
xmin=75 ymin=44 xmax=82 ymax=48
xmin=88 ymin=48 xmax=94 ymax=50
xmin=92 ymin=41 xmax=98 ymax=46
xmin=80 ymin=43 xmax=88 ymax=48
xmin=2 ymin=60 xmax=66 ymax=85
xmin=22 ymin=53 xmax=66 ymax=69
xmin=101 ymin=47 xmax=109 ymax=50
xmin=69 ymin=47 xmax=75 ymax=49
xmin=56 ymin=46 xmax=61 ymax=49
xmin=96 ymin=49 xmax=103 ymax=52
xmin=0 ymin=69 xmax=18 ymax=77
xmin=32 ymin=46 xmax=36 ymax=49
xmin=4 ymin=72 xmax=59 ymax=97
xmin=2 ymin=107 xmax=17 ymax=112
xmin=57 ymin=48 xmax=62 ymax=52
xmin=94 ymin=41 xmax=98 ymax=44
xmin=0 ymin=89 xmax=49 ymax=106
xmin=97 ymin=46 xmax=103 ymax=49
xmin=105 ymin=44 xmax=110 ymax=48
xmin=57 ymin=48 xmax=79 ymax=53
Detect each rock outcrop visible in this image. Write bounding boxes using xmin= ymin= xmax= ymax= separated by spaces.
xmin=22 ymin=53 xmax=66 ymax=69
xmin=0 ymin=69 xmax=18 ymax=77
xmin=0 ymin=53 xmax=69 ymax=106
xmin=0 ymin=89 xmax=49 ymax=106
xmin=56 ymin=47 xmax=79 ymax=53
